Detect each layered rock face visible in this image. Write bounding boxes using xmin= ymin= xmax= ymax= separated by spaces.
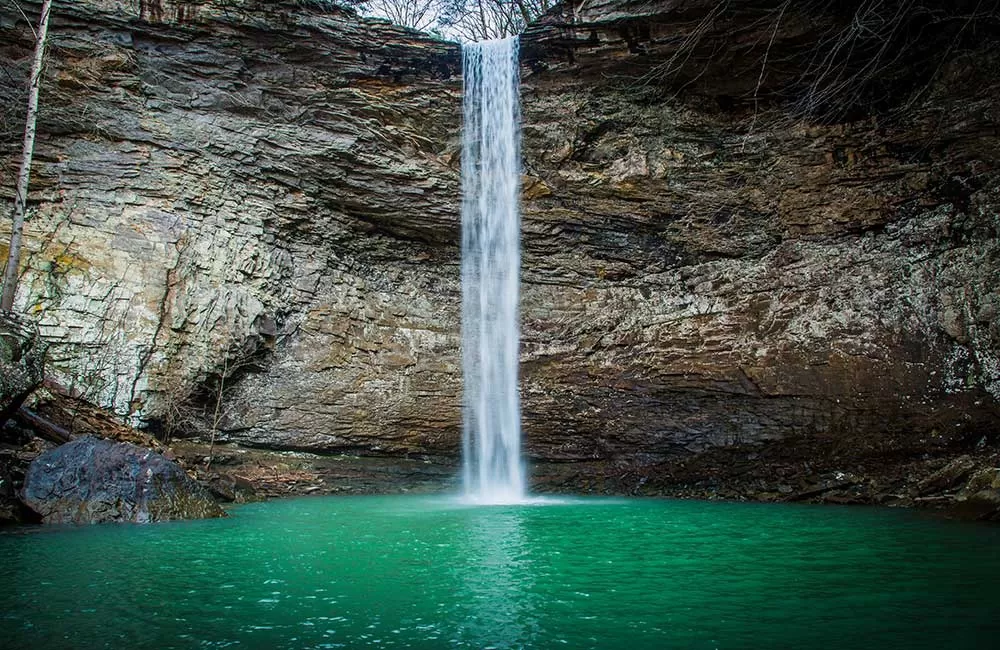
xmin=515 ymin=0 xmax=1000 ymax=465
xmin=1 ymin=0 xmax=998 ymax=492
xmin=1 ymin=0 xmax=464 ymax=454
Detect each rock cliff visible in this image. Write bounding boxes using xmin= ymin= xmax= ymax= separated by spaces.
xmin=0 ymin=312 xmax=45 ymax=424
xmin=1 ymin=0 xmax=464 ymax=456
xmin=1 ymin=0 xmax=998 ymax=499
xmin=516 ymin=0 xmax=1000 ymax=466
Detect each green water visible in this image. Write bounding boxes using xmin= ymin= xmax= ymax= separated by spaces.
xmin=1 ymin=496 xmax=998 ymax=649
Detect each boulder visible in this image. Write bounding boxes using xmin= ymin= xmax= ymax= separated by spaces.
xmin=961 ymin=467 xmax=1000 ymax=495
xmin=953 ymin=468 xmax=1000 ymax=520
xmin=0 ymin=312 xmax=45 ymax=426
xmin=21 ymin=436 xmax=225 ymax=524
xmin=916 ymin=456 xmax=978 ymax=496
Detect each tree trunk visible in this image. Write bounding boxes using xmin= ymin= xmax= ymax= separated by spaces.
xmin=15 ymin=407 xmax=73 ymax=445
xmin=1 ymin=0 xmax=54 ymax=312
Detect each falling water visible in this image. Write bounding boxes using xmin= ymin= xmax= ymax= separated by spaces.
xmin=461 ymin=37 xmax=524 ymax=504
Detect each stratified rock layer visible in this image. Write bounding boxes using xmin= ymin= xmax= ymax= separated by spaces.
xmin=1 ymin=0 xmax=464 ymax=455
xmin=515 ymin=0 xmax=1000 ymax=464
xmin=21 ymin=436 xmax=224 ymax=523
xmin=1 ymin=0 xmax=998 ymax=493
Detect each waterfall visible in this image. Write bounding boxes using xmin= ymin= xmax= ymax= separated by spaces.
xmin=460 ymin=37 xmax=524 ymax=504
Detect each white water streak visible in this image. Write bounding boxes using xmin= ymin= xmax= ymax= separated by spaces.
xmin=460 ymin=37 xmax=525 ymax=504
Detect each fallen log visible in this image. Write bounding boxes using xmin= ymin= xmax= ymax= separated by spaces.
xmin=15 ymin=407 xmax=73 ymax=444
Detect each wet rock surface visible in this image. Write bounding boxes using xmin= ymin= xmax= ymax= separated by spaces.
xmin=515 ymin=0 xmax=1000 ymax=465
xmin=531 ymin=430 xmax=1000 ymax=520
xmin=170 ymin=441 xmax=458 ymax=500
xmin=0 ymin=0 xmax=997 ymax=502
xmin=0 ymin=444 xmax=41 ymax=524
xmin=21 ymin=436 xmax=225 ymax=523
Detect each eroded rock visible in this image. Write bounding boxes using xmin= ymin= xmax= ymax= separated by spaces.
xmin=0 ymin=0 xmax=996 ymax=496
xmin=0 ymin=446 xmax=40 ymax=524
xmin=917 ymin=456 xmax=978 ymax=496
xmin=964 ymin=489 xmax=1000 ymax=521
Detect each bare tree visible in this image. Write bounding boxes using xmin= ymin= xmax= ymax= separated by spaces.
xmin=356 ymin=0 xmax=548 ymax=39
xmin=364 ymin=0 xmax=443 ymax=32
xmin=439 ymin=0 xmax=550 ymax=41
xmin=2 ymin=0 xmax=54 ymax=311
xmin=205 ymin=353 xmax=229 ymax=470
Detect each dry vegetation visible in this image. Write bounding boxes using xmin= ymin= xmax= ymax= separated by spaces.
xmin=632 ymin=0 xmax=1000 ymax=122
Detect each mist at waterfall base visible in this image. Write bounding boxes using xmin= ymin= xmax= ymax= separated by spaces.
xmin=460 ymin=37 xmax=526 ymax=504
xmin=3 ymin=496 xmax=1000 ymax=649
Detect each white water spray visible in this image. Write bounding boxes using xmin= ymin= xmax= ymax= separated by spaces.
xmin=460 ymin=37 xmax=524 ymax=504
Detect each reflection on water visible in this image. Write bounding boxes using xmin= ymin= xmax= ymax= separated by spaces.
xmin=3 ymin=495 xmax=1000 ymax=649
xmin=456 ymin=508 xmax=537 ymax=648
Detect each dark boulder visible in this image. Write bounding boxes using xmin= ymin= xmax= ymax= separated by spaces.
xmin=0 ymin=312 xmax=45 ymax=426
xmin=21 ymin=436 xmax=225 ymax=524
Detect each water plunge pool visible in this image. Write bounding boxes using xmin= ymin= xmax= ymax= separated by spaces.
xmin=2 ymin=495 xmax=998 ymax=649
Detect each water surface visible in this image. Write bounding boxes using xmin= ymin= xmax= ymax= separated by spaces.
xmin=1 ymin=495 xmax=998 ymax=649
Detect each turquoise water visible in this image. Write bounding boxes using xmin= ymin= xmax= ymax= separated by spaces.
xmin=1 ymin=495 xmax=998 ymax=649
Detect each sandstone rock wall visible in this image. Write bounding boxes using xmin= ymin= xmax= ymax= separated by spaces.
xmin=1 ymin=0 xmax=464 ymax=452
xmin=1 ymin=0 xmax=997 ymax=473
xmin=0 ymin=312 xmax=45 ymax=424
xmin=516 ymin=1 xmax=1000 ymax=460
